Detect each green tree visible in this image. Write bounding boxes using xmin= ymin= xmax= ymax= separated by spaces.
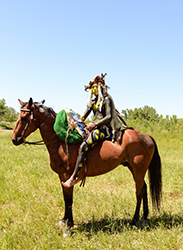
xmin=4 ymin=107 xmax=18 ymax=122
xmin=0 ymin=98 xmax=18 ymax=123
xmin=0 ymin=99 xmax=6 ymax=118
xmin=121 ymin=105 xmax=160 ymax=122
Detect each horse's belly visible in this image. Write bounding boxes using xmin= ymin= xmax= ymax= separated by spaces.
xmin=86 ymin=141 xmax=124 ymax=176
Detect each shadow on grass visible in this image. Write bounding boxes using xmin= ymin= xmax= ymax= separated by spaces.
xmin=73 ymin=211 xmax=183 ymax=235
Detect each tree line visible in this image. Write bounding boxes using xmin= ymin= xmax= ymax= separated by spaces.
xmin=121 ymin=105 xmax=183 ymax=134
xmin=0 ymin=99 xmax=19 ymax=129
xmin=0 ymin=98 xmax=182 ymax=133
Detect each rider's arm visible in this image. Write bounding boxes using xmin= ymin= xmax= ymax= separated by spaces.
xmin=93 ymin=97 xmax=112 ymax=127
xmin=80 ymin=105 xmax=92 ymax=121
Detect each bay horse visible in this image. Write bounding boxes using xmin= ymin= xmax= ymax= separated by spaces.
xmin=11 ymin=98 xmax=162 ymax=237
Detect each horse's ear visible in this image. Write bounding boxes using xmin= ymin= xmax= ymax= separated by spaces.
xmin=18 ymin=99 xmax=24 ymax=106
xmin=41 ymin=99 xmax=45 ymax=104
xmin=29 ymin=97 xmax=33 ymax=107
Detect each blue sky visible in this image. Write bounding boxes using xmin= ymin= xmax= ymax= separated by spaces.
xmin=0 ymin=0 xmax=183 ymax=118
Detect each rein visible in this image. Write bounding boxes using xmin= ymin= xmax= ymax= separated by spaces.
xmin=23 ymin=138 xmax=61 ymax=146
xmin=24 ymin=140 xmax=45 ymax=145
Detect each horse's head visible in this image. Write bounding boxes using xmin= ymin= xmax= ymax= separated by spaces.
xmin=11 ymin=98 xmax=45 ymax=146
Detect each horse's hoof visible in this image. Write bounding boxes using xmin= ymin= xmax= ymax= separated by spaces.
xmin=130 ymin=219 xmax=137 ymax=226
xmin=56 ymin=220 xmax=66 ymax=228
xmin=63 ymin=232 xmax=68 ymax=238
xmin=138 ymin=218 xmax=149 ymax=228
xmin=63 ymin=227 xmax=72 ymax=238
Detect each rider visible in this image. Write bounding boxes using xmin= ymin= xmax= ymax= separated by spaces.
xmin=62 ymin=73 xmax=122 ymax=188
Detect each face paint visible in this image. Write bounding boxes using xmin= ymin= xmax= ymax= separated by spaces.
xmin=91 ymin=84 xmax=99 ymax=96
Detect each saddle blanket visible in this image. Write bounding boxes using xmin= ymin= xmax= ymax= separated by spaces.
xmin=53 ymin=108 xmax=85 ymax=144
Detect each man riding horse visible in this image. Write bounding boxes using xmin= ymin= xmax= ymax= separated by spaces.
xmin=62 ymin=73 xmax=122 ymax=188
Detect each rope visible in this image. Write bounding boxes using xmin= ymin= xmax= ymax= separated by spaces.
xmin=65 ymin=128 xmax=70 ymax=170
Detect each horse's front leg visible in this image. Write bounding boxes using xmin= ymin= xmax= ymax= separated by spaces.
xmin=58 ymin=176 xmax=74 ymax=237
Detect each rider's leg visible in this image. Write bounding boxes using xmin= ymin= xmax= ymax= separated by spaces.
xmin=72 ymin=128 xmax=107 ymax=179
xmin=62 ymin=128 xmax=106 ymax=187
xmin=72 ymin=140 xmax=90 ymax=179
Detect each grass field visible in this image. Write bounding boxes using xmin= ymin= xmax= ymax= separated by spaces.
xmin=0 ymin=129 xmax=183 ymax=249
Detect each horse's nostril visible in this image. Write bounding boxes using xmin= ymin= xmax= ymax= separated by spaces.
xmin=12 ymin=138 xmax=18 ymax=146
xmin=11 ymin=137 xmax=24 ymax=146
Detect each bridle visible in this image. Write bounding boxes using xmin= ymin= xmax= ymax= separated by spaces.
xmin=19 ymin=107 xmax=44 ymax=145
xmin=19 ymin=107 xmax=60 ymax=146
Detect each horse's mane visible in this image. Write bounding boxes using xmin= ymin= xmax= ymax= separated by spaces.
xmin=34 ymin=103 xmax=57 ymax=118
xmin=47 ymin=107 xmax=57 ymax=117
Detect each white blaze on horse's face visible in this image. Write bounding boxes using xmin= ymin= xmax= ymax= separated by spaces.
xmin=12 ymin=113 xmax=21 ymax=133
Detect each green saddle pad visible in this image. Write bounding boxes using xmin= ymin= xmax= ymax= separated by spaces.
xmin=53 ymin=109 xmax=85 ymax=144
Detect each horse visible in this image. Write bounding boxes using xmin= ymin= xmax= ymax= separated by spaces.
xmin=11 ymin=98 xmax=162 ymax=237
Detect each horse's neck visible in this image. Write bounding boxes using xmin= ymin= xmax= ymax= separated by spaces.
xmin=39 ymin=123 xmax=54 ymax=141
xmin=38 ymin=115 xmax=63 ymax=149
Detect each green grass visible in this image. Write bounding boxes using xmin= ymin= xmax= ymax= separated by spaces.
xmin=0 ymin=130 xmax=183 ymax=249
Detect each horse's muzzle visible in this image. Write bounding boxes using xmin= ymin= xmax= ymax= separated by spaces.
xmin=11 ymin=136 xmax=24 ymax=146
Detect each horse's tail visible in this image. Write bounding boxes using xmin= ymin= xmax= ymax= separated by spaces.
xmin=148 ymin=136 xmax=162 ymax=211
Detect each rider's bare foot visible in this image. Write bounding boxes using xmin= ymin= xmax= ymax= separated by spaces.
xmin=62 ymin=177 xmax=79 ymax=188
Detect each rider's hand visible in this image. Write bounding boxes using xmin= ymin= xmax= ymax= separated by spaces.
xmin=86 ymin=123 xmax=95 ymax=131
xmin=77 ymin=119 xmax=85 ymax=125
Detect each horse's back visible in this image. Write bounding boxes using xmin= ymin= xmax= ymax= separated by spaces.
xmin=123 ymin=128 xmax=154 ymax=148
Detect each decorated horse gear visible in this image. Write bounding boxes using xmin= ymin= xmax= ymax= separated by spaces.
xmin=54 ymin=109 xmax=85 ymax=144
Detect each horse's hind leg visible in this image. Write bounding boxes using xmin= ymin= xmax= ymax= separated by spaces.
xmin=131 ymin=190 xmax=142 ymax=225
xmin=142 ymin=181 xmax=149 ymax=220
xmin=128 ymin=165 xmax=148 ymax=225
xmin=131 ymin=182 xmax=149 ymax=225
